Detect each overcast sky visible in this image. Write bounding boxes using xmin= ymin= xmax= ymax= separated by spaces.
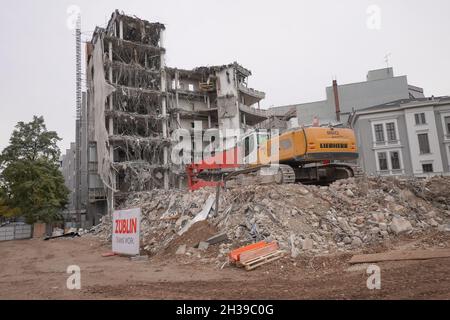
xmin=1 ymin=0 xmax=449 ymax=153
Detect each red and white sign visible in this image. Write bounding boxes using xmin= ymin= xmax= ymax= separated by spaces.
xmin=112 ymin=208 xmax=141 ymax=255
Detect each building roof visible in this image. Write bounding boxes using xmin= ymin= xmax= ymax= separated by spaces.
xmin=167 ymin=62 xmax=252 ymax=78
xmin=356 ymin=96 xmax=450 ymax=114
xmin=349 ymin=95 xmax=450 ymax=127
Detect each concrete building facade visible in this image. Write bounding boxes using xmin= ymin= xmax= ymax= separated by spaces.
xmin=83 ymin=10 xmax=268 ymax=219
xmin=60 ymin=92 xmax=90 ymax=227
xmin=351 ymin=97 xmax=450 ymax=177
xmin=270 ymin=67 xmax=425 ymax=126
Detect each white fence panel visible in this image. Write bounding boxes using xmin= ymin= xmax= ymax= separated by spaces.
xmin=0 ymin=224 xmax=32 ymax=241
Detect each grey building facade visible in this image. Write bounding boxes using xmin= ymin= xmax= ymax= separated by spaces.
xmin=270 ymin=67 xmax=425 ymax=126
xmin=351 ymin=97 xmax=450 ymax=177
xmin=60 ymin=92 xmax=92 ymax=228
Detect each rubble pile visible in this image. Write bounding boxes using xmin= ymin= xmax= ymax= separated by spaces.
xmin=96 ymin=176 xmax=450 ymax=258
xmin=405 ymin=176 xmax=450 ymax=207
xmin=95 ymin=188 xmax=213 ymax=255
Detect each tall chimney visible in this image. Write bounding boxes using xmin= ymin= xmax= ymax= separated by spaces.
xmin=332 ymin=80 xmax=341 ymax=122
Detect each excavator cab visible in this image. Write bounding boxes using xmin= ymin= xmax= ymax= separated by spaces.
xmin=241 ymin=130 xmax=270 ymax=165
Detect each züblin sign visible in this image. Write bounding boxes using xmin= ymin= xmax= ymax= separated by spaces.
xmin=112 ymin=208 xmax=141 ymax=256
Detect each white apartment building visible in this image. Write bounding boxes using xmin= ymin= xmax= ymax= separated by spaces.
xmin=351 ymin=97 xmax=450 ymax=177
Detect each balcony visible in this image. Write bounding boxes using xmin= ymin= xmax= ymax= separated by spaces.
xmin=239 ymin=103 xmax=268 ymax=126
xmin=238 ymin=84 xmax=265 ymax=106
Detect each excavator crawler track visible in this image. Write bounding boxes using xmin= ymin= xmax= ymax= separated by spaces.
xmin=278 ymin=165 xmax=296 ymax=184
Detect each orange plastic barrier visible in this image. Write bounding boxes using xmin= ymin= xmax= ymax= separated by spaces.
xmin=229 ymin=241 xmax=273 ymax=262
xmin=239 ymin=242 xmax=279 ymax=264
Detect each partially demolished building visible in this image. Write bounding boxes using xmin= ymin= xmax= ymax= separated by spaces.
xmin=85 ymin=10 xmax=268 ymax=220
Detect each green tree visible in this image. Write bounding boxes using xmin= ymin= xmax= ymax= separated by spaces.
xmin=0 ymin=187 xmax=21 ymax=218
xmin=0 ymin=116 xmax=69 ymax=224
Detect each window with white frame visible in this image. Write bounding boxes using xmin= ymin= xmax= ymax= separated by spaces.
xmin=376 ymin=150 xmax=403 ymax=173
xmin=444 ymin=116 xmax=450 ymax=135
xmin=372 ymin=120 xmax=400 ymax=146
xmin=374 ymin=124 xmax=385 ymax=143
xmin=377 ymin=152 xmax=388 ymax=171
xmin=415 ymin=113 xmax=426 ymax=125
xmin=390 ymin=151 xmax=401 ymax=170
xmin=418 ymin=133 xmax=431 ymax=154
xmin=448 ymin=145 xmax=450 ymax=167
xmin=386 ymin=122 xmax=397 ymax=142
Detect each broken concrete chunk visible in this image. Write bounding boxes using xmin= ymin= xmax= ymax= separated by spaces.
xmin=175 ymin=215 xmax=190 ymax=228
xmin=269 ymin=192 xmax=280 ymax=200
xmin=379 ymin=223 xmax=388 ymax=231
xmin=198 ymin=242 xmax=209 ymax=251
xmin=399 ymin=189 xmax=416 ymax=202
xmin=338 ymin=217 xmax=353 ymax=234
xmin=351 ymin=237 xmax=363 ymax=247
xmin=175 ymin=244 xmax=187 ymax=255
xmin=205 ymin=232 xmax=228 ymax=245
xmin=302 ymin=238 xmax=313 ymax=250
xmin=438 ymin=224 xmax=450 ymax=232
xmin=371 ymin=212 xmax=385 ymax=223
xmin=298 ymin=187 xmax=309 ymax=196
xmin=390 ymin=217 xmax=413 ymax=234
xmin=392 ymin=204 xmax=405 ymax=213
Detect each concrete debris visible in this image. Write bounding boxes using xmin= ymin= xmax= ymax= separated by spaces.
xmin=302 ymin=238 xmax=314 ymax=251
xmin=438 ymin=224 xmax=450 ymax=232
xmin=198 ymin=242 xmax=210 ymax=251
xmin=175 ymin=244 xmax=187 ymax=255
xmin=390 ymin=217 xmax=413 ymax=234
xmin=96 ymin=176 xmax=450 ymax=257
xmin=205 ymin=232 xmax=228 ymax=245
xmin=178 ymin=194 xmax=215 ymax=236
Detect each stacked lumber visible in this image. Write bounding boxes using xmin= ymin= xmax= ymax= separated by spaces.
xmin=229 ymin=241 xmax=285 ymax=271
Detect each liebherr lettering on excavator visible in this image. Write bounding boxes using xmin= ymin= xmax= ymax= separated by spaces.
xmin=186 ymin=126 xmax=358 ymax=191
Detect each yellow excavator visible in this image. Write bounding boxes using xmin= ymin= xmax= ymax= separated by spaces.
xmin=186 ymin=126 xmax=359 ymax=190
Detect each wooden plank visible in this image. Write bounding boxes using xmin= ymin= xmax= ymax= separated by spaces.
xmin=243 ymin=250 xmax=283 ymax=265
xmin=349 ymin=248 xmax=450 ymax=264
xmin=240 ymin=242 xmax=279 ymax=264
xmin=245 ymin=255 xmax=283 ymax=271
xmin=244 ymin=251 xmax=285 ymax=271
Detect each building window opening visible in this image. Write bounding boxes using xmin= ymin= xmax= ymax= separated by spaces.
xmin=386 ymin=122 xmax=397 ymax=142
xmin=378 ymin=152 xmax=388 ymax=171
xmin=422 ymin=163 xmax=433 ymax=173
xmin=444 ymin=116 xmax=450 ymax=135
xmin=374 ymin=124 xmax=384 ymax=143
xmin=390 ymin=151 xmax=401 ymax=170
xmin=415 ymin=113 xmax=426 ymax=125
xmin=418 ymin=133 xmax=431 ymax=154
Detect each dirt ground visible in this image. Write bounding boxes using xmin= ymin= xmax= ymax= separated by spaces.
xmin=0 ymin=233 xmax=449 ymax=300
